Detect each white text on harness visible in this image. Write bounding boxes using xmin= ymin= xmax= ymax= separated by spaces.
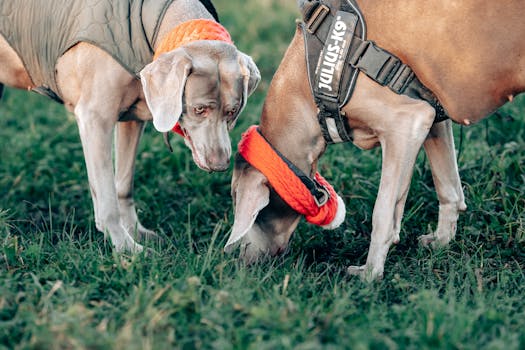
xmin=317 ymin=16 xmax=347 ymax=92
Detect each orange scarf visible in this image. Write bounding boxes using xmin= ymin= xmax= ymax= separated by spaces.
xmin=154 ymin=19 xmax=234 ymax=136
xmin=238 ymin=126 xmax=346 ymax=229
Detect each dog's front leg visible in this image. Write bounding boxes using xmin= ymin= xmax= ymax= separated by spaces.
xmin=75 ymin=104 xmax=143 ymax=253
xmin=115 ymin=120 xmax=158 ymax=241
xmin=420 ymin=119 xmax=467 ymax=247
xmin=348 ymin=109 xmax=434 ymax=281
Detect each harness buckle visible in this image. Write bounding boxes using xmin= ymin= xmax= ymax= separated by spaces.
xmin=306 ymin=4 xmax=330 ymax=34
xmin=350 ymin=40 xmax=402 ymax=86
xmin=387 ymin=63 xmax=415 ymax=94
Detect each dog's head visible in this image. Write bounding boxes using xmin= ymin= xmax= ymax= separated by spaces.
xmin=140 ymin=41 xmax=260 ymax=171
xmin=221 ymin=26 xmax=309 ymax=262
xmin=224 ymin=154 xmax=303 ymax=263
xmin=223 ymin=24 xmax=341 ymax=264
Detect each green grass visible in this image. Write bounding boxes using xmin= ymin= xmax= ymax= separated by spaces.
xmin=1 ymin=0 xmax=524 ymax=349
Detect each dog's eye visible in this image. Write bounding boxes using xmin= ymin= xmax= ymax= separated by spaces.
xmin=193 ymin=106 xmax=207 ymax=115
xmin=226 ymin=105 xmax=239 ymax=118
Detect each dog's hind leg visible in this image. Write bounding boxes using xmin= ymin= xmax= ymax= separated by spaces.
xmin=420 ymin=119 xmax=467 ymax=247
xmin=347 ymin=103 xmax=435 ymax=281
xmin=115 ymin=120 xmax=159 ymax=241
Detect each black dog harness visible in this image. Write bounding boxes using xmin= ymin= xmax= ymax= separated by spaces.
xmin=301 ymin=0 xmax=449 ymax=144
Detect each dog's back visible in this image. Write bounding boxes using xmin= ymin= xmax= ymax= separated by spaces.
xmin=0 ymin=0 xmax=173 ymax=98
xmin=359 ymin=0 xmax=525 ymax=124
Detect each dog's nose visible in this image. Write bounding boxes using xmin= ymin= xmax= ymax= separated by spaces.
xmin=206 ymin=150 xmax=230 ymax=171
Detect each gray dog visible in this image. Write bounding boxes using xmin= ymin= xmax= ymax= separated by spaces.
xmin=0 ymin=0 xmax=260 ymax=252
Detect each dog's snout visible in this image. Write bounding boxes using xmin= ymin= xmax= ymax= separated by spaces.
xmin=205 ymin=149 xmax=230 ymax=171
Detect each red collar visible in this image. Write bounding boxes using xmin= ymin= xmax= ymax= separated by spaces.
xmin=238 ymin=125 xmax=345 ymax=228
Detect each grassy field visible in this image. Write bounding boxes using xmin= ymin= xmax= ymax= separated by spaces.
xmin=1 ymin=1 xmax=524 ymax=349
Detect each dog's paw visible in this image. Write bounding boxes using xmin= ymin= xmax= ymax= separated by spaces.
xmin=347 ymin=265 xmax=383 ymax=282
xmin=114 ymin=240 xmax=144 ymax=254
xmin=134 ymin=226 xmax=164 ymax=244
xmin=419 ymin=234 xmax=435 ymax=247
xmin=142 ymin=246 xmax=159 ymax=257
xmin=419 ymin=234 xmax=450 ymax=249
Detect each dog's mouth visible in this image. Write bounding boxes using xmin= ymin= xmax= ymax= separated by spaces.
xmin=181 ymin=127 xmax=227 ymax=173
xmin=179 ymin=126 xmax=229 ymax=172
xmin=181 ymin=130 xmax=211 ymax=172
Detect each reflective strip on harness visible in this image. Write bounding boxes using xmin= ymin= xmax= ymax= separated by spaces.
xmin=326 ymin=118 xmax=344 ymax=143
xmin=302 ymin=0 xmax=365 ymax=144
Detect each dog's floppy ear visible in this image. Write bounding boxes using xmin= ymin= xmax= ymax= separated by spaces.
xmin=140 ymin=49 xmax=192 ymax=132
xmin=224 ymin=162 xmax=269 ymax=252
xmin=237 ymin=52 xmax=261 ymax=113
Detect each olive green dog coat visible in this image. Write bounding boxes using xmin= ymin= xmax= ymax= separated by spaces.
xmin=0 ymin=0 xmax=174 ymax=100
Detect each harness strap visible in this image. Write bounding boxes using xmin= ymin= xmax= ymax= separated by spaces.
xmin=349 ymin=39 xmax=449 ymax=122
xmin=301 ymin=0 xmax=449 ymax=145
xmin=32 ymin=86 xmax=63 ymax=103
xmin=302 ymin=0 xmax=366 ymax=144
xmin=198 ymin=0 xmax=220 ymax=22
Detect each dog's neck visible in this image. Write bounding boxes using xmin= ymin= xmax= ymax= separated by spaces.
xmin=258 ymin=27 xmax=325 ymax=177
xmin=153 ymin=19 xmax=232 ymax=59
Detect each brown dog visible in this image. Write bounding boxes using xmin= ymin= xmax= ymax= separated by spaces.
xmin=225 ymin=0 xmax=524 ymax=280
xmin=0 ymin=0 xmax=260 ymax=253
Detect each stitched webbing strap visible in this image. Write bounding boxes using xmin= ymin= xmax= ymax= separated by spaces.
xmin=238 ymin=126 xmax=345 ymax=227
xmin=301 ymin=0 xmax=365 ymax=144
xmin=198 ymin=0 xmax=219 ymax=22
xmin=349 ymin=39 xmax=448 ymax=122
